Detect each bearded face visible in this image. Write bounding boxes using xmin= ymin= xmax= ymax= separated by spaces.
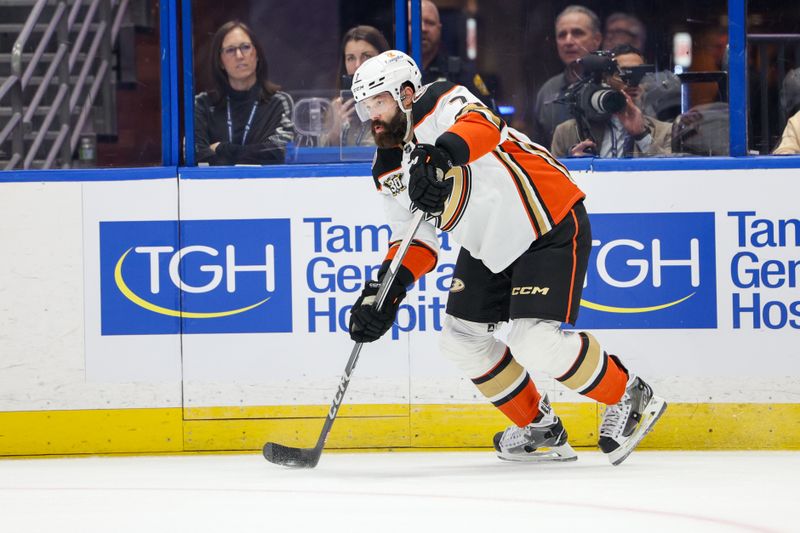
xmin=370 ymin=105 xmax=408 ymax=148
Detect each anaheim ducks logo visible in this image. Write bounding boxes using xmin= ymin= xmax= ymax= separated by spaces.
xmin=450 ymin=277 xmax=465 ymax=293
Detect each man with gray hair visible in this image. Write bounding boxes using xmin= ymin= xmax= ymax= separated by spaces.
xmin=531 ymin=5 xmax=602 ymax=148
xmin=603 ymin=13 xmax=646 ymax=52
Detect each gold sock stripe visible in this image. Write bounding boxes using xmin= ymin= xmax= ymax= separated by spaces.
xmin=472 ymin=356 xmax=527 ymax=402
xmin=579 ymin=351 xmax=609 ymax=396
xmin=491 ymin=373 xmax=532 ymax=407
xmin=471 ymin=349 xmax=513 ymax=385
xmin=557 ymin=331 xmax=590 ymax=382
xmin=557 ymin=331 xmax=603 ymax=391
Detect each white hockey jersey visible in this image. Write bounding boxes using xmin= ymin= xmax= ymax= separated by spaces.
xmin=372 ymin=81 xmax=585 ymax=278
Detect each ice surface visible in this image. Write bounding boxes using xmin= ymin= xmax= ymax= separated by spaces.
xmin=0 ymin=451 xmax=796 ymax=532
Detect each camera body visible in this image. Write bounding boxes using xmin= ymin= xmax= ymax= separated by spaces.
xmin=553 ymin=51 xmax=657 ymax=154
xmin=561 ymin=52 xmax=627 ymax=122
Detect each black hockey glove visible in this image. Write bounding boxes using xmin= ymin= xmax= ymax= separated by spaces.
xmin=348 ymin=276 xmax=407 ymax=343
xmin=408 ymin=143 xmax=454 ymax=216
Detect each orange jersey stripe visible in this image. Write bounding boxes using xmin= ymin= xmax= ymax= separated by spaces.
xmin=385 ymin=240 xmax=437 ymax=281
xmin=500 ymin=140 xmax=585 ymax=228
xmin=492 ymin=150 xmax=541 ymax=237
xmin=447 ymin=113 xmax=502 ymax=164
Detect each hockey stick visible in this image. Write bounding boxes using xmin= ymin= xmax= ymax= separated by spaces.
xmin=263 ymin=209 xmax=427 ymax=468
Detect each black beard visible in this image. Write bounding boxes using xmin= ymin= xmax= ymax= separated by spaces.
xmin=371 ymin=111 xmax=408 ymax=148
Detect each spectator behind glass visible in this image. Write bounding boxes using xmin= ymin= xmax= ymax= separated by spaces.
xmin=602 ymin=13 xmax=646 ymax=52
xmin=532 ymin=5 xmax=602 ymax=148
xmin=603 ymin=13 xmax=681 ymax=124
xmin=322 ymin=25 xmax=389 ymax=147
xmin=773 ymin=111 xmax=800 ymax=155
xmin=774 ymin=68 xmax=800 ymax=155
xmin=415 ymin=0 xmax=494 ymax=106
xmin=194 ymin=21 xmax=294 ymax=165
xmin=551 ymin=45 xmax=672 ymax=158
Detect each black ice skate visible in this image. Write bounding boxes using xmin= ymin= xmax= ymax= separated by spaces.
xmin=598 ymin=374 xmax=667 ymax=466
xmin=493 ymin=394 xmax=577 ymax=462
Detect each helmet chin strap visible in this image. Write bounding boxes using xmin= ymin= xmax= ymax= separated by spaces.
xmin=400 ymin=93 xmax=414 ymax=144
xmin=402 ymin=109 xmax=414 ymax=144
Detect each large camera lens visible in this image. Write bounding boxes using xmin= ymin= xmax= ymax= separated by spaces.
xmin=588 ymin=89 xmax=627 ymax=114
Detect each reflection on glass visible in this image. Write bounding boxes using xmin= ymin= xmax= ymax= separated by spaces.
xmin=550 ymin=47 xmax=674 ymax=158
xmin=747 ymin=1 xmax=800 ymax=154
xmin=470 ymin=1 xmax=731 ymax=158
xmin=327 ymin=25 xmax=390 ymax=162
xmin=773 ymin=68 xmax=800 ymax=155
xmin=190 ymin=0 xmax=395 ymax=165
xmin=292 ymin=95 xmax=332 ymax=147
xmin=417 ymin=0 xmax=496 ymax=109
xmin=186 ymin=0 xmax=743 ymax=164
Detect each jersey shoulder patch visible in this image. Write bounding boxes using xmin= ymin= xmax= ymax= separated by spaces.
xmin=372 ymin=147 xmax=403 ymax=189
xmin=412 ymin=81 xmax=459 ymax=124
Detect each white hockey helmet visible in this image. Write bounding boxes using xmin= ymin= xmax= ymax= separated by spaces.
xmin=351 ymin=50 xmax=422 ymax=121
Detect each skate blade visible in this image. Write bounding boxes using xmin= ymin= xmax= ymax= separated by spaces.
xmin=608 ymin=396 xmax=668 ymax=466
xmin=497 ymin=442 xmax=578 ymax=463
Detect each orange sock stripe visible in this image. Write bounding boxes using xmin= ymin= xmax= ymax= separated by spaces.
xmin=384 ymin=241 xmax=437 ymax=281
xmin=582 ymin=352 xmax=628 ymax=405
xmin=493 ymin=375 xmax=541 ymax=427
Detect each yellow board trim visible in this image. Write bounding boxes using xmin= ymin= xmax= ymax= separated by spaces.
xmin=1 ymin=403 xmax=799 ymax=456
xmin=184 ymin=403 xmax=408 ymax=420
xmin=0 ymin=408 xmax=183 ymax=456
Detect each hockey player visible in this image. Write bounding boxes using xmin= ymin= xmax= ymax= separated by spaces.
xmin=347 ymin=50 xmax=666 ymax=465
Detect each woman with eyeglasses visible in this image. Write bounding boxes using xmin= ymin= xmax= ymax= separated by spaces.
xmin=194 ymin=21 xmax=294 ymax=165
xmin=321 ymin=25 xmax=389 ymax=147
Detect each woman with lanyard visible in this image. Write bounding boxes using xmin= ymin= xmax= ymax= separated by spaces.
xmin=194 ymin=21 xmax=294 ymax=165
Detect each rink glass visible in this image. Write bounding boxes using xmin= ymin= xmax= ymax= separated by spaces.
xmin=188 ymin=0 xmax=395 ymax=164
xmin=746 ymin=0 xmax=800 ymax=154
xmin=182 ymin=0 xmax=800 ymax=165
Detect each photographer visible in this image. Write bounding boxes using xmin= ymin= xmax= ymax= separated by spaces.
xmin=531 ymin=5 xmax=603 ymax=148
xmin=551 ymin=45 xmax=672 ymax=158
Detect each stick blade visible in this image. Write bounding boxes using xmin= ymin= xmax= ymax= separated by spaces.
xmin=263 ymin=442 xmax=321 ymax=468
